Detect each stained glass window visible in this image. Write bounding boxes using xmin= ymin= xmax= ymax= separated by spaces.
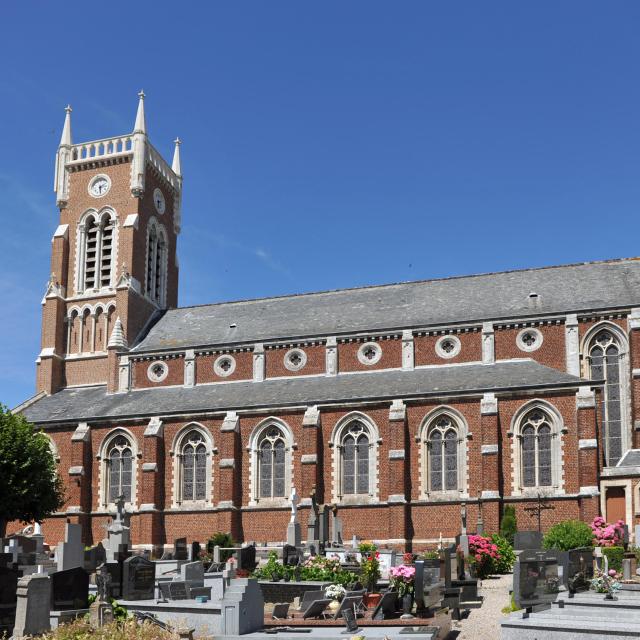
xmin=520 ymin=410 xmax=553 ymax=488
xmin=258 ymin=426 xmax=287 ymax=499
xmin=589 ymin=330 xmax=624 ymax=466
xmin=181 ymin=430 xmax=207 ymax=501
xmin=427 ymin=416 xmax=459 ymax=492
xmin=341 ymin=421 xmax=370 ymax=496
xmin=107 ymin=435 xmax=132 ymax=503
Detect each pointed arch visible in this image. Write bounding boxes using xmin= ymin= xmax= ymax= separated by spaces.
xmin=97 ymin=428 xmax=139 ymax=510
xmin=144 ymin=217 xmax=168 ymax=307
xmin=171 ymin=423 xmax=214 ymax=507
xmin=330 ymin=412 xmax=380 ymax=504
xmin=510 ymin=399 xmax=564 ymax=496
xmin=248 ymin=418 xmax=294 ymax=506
xmin=417 ymin=406 xmax=469 ymax=499
xmin=581 ymin=321 xmax=631 ymax=466
xmin=75 ymin=207 xmax=118 ymax=294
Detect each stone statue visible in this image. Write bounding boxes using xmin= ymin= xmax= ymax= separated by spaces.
xmin=96 ymin=564 xmax=111 ymax=601
xmin=290 ymin=488 xmax=299 ymax=523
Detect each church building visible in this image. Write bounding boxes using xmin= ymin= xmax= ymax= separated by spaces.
xmin=14 ymin=95 xmax=640 ymax=550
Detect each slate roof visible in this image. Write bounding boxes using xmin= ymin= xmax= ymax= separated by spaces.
xmin=617 ymin=450 xmax=640 ymax=467
xmin=132 ymin=258 xmax=640 ymax=352
xmin=22 ymin=360 xmax=590 ymax=425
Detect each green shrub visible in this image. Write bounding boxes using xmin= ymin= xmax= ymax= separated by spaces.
xmin=206 ymin=531 xmax=236 ymax=562
xmin=491 ymin=534 xmax=516 ymax=574
xmin=543 ymin=520 xmax=593 ymax=551
xmin=602 ymin=546 xmax=625 ymax=572
xmin=500 ymin=505 xmax=518 ymax=545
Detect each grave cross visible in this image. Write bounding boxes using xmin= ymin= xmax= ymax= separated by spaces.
xmin=290 ymin=487 xmax=299 ymax=523
xmin=523 ymin=493 xmax=555 ymax=532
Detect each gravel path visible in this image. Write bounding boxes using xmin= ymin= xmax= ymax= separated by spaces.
xmin=451 ymin=573 xmax=512 ymax=639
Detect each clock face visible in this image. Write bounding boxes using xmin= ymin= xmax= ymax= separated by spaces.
xmin=89 ymin=176 xmax=110 ymax=197
xmin=153 ymin=188 xmax=166 ymax=214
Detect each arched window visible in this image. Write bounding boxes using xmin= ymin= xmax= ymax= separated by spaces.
xmin=77 ymin=210 xmax=116 ymax=293
xmin=331 ymin=416 xmax=379 ymax=502
xmin=107 ymin=435 xmax=133 ymax=503
xmin=588 ymin=329 xmax=625 ymax=466
xmin=258 ymin=425 xmax=287 ymax=499
xmin=341 ymin=421 xmax=370 ymax=495
xmin=145 ymin=220 xmax=167 ymax=306
xmin=427 ymin=417 xmax=459 ymax=492
xmin=180 ymin=430 xmax=208 ymax=502
xmin=520 ymin=410 xmax=553 ymax=488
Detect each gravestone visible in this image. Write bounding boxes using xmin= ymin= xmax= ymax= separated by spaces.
xmin=174 ymin=538 xmax=188 ymax=561
xmin=104 ymin=563 xmax=122 ymax=598
xmin=564 ymin=547 xmax=594 ymax=593
xmin=377 ymin=549 xmax=397 ymax=580
xmin=90 ymin=565 xmax=114 ymax=627
xmin=238 ymin=544 xmax=257 ymax=571
xmin=190 ymin=541 xmax=201 ymax=561
xmin=287 ymin=488 xmax=302 ymax=547
xmin=105 ymin=497 xmax=131 ymax=562
xmin=56 ymin=522 xmax=84 ymax=572
xmin=0 ymin=565 xmax=19 ymax=633
xmin=342 ymin=606 xmax=359 ymax=633
xmin=51 ymin=566 xmax=89 ymax=610
xmin=372 ymin=590 xmax=399 ymax=620
xmin=169 ymin=581 xmax=189 ymax=600
xmin=331 ymin=505 xmax=343 ymax=546
xmin=317 ymin=506 xmax=330 ymax=550
xmin=122 ymin=556 xmax=155 ymax=600
xmin=306 ymin=488 xmax=319 ymax=549
xmin=513 ymin=531 xmax=543 ymax=552
xmin=283 ymin=544 xmax=301 ymax=566
xmin=513 ymin=550 xmax=563 ymax=609
xmin=13 ymin=574 xmax=51 ymax=639
xmin=180 ymin=560 xmax=204 ymax=587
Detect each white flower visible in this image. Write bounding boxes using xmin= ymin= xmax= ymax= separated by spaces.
xmin=325 ymin=584 xmax=346 ymax=600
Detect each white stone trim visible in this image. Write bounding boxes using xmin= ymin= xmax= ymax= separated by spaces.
xmin=388 ymin=494 xmax=406 ymax=504
xmin=416 ymin=406 xmax=469 ymax=500
xmin=147 ymin=360 xmax=169 ymax=382
xmin=219 ymin=458 xmax=235 ymax=469
xmin=301 ymin=454 xmax=317 ymax=465
xmin=480 ymin=393 xmax=498 ymax=415
xmin=481 ymin=490 xmax=500 ymax=500
xmin=388 ymin=449 xmax=405 ymax=460
xmin=389 ymin=399 xmax=406 ymax=421
xmin=516 ymin=327 xmax=543 ymax=352
xmin=325 ymin=337 xmax=338 ymax=376
xmin=123 ymin=214 xmax=139 ymax=229
xmin=142 ymin=462 xmax=157 ymax=472
xmin=509 ymin=399 xmax=565 ymax=497
xmin=253 ymin=344 xmax=265 ymax=381
xmin=579 ymin=486 xmax=599 ymax=496
xmin=576 ymin=387 xmax=596 ymax=409
xmin=632 ymin=369 xmax=640 ymax=379
xmin=284 ymin=348 xmax=307 ymax=372
xmin=144 ymin=417 xmax=163 ymax=438
xmin=214 ymin=354 xmax=236 ymax=377
xmin=482 ymin=322 xmax=495 ymax=364
xmin=69 ymin=466 xmax=84 ymax=476
xmin=481 ymin=444 xmax=499 ymax=455
xmin=118 ymin=356 xmax=131 ymax=393
xmin=330 ymin=411 xmax=380 ymax=504
xmin=247 ymin=417 xmax=295 ymax=506
xmin=357 ymin=342 xmax=382 ymax=365
xmin=303 ymin=405 xmax=320 ymax=427
xmin=221 ymin=411 xmax=239 ymax=432
xmin=184 ymin=350 xmax=195 ymax=387
xmin=435 ymin=335 xmax=461 ymax=359
xmin=170 ymin=423 xmax=215 ymax=509
xmin=53 ymin=224 xmax=69 ymax=239
xmin=402 ymin=330 xmax=414 ymax=370
xmin=139 ymin=503 xmax=156 ymax=512
xmin=97 ymin=428 xmax=139 ymax=510
xmin=579 ymin=439 xmax=597 ymax=449
xmin=565 ymin=314 xmax=580 ymax=376
xmin=628 ymin=308 xmax=640 ymax=331
xmin=72 ymin=422 xmax=91 ymax=442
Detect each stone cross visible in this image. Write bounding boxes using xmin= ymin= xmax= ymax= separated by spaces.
xmin=290 ymin=488 xmax=299 ymax=524
xmin=460 ymin=502 xmax=467 ymax=535
xmin=96 ymin=564 xmax=112 ymax=601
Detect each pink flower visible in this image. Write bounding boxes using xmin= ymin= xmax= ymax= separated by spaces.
xmin=609 ymin=569 xmax=617 ymax=577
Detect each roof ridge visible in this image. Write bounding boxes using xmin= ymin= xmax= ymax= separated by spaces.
xmin=171 ymin=256 xmax=640 ymax=312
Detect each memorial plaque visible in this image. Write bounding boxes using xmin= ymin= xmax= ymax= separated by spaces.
xmin=169 ymin=581 xmax=189 ymax=600
xmin=122 ymin=556 xmax=155 ymax=600
xmin=51 ymin=567 xmax=89 ymax=611
xmin=514 ymin=551 xmax=562 ymax=609
xmin=342 ymin=607 xmax=359 ymax=633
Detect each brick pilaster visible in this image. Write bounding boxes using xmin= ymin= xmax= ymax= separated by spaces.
xmin=576 ymin=387 xmax=600 ymax=522
xmin=301 ymin=406 xmax=321 ymax=499
xmin=218 ymin=411 xmax=242 ymax=539
xmin=139 ymin=417 xmax=165 ymax=546
xmin=480 ymin=393 xmax=500 ymax=498
xmin=387 ymin=400 xmax=408 ymax=547
xmin=67 ymin=422 xmax=92 ymax=543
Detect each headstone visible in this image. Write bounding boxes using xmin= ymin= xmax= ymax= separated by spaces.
xmin=306 ymin=489 xmax=319 ymax=548
xmin=318 ymin=505 xmax=330 ymax=550
xmin=219 ymin=578 xmax=264 ymax=635
xmin=513 ymin=531 xmax=544 ymax=552
xmin=377 ymin=549 xmax=397 ymax=580
xmin=169 ymin=581 xmax=189 ymax=600
xmin=13 ymin=574 xmax=51 ymax=639
xmin=190 ymin=541 xmax=201 ymax=562
xmin=283 ymin=544 xmax=301 ymax=566
xmin=342 ymin=606 xmax=359 ymax=633
xmin=238 ymin=544 xmax=257 ymax=571
xmin=51 ymin=566 xmax=89 ymax=610
xmin=105 ymin=496 xmax=131 ymax=562
xmin=104 ymin=563 xmax=122 ymax=598
xmin=372 ymin=590 xmax=399 ymax=620
xmin=0 ymin=564 xmax=19 ymax=633
xmin=564 ymin=547 xmax=594 ymax=593
xmin=287 ymin=488 xmax=302 ymax=547
xmin=122 ymin=556 xmax=155 ymax=600
xmin=513 ymin=550 xmax=563 ymax=609
xmin=623 ymin=557 xmax=632 ymax=581
xmin=331 ymin=505 xmax=343 ymax=546
xmin=180 ymin=561 xmax=204 ymax=587
xmin=90 ymin=565 xmax=114 ymax=627
xmin=174 ymin=538 xmax=188 ymax=561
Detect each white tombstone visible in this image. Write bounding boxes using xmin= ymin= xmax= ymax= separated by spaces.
xmin=287 ymin=488 xmax=301 ymax=547
xmin=56 ymin=522 xmax=84 ymax=571
xmin=13 ymin=573 xmax=51 ymax=639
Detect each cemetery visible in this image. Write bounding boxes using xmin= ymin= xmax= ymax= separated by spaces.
xmin=1 ymin=489 xmax=640 ymax=639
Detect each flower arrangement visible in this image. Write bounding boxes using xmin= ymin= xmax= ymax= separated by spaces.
xmin=358 ymin=541 xmax=378 ymax=555
xmin=359 ymin=543 xmax=381 ymax=592
xmin=590 ymin=516 xmax=625 ymax=547
xmin=402 ymin=552 xmax=414 ymax=565
xmin=390 ymin=564 xmax=416 ymax=597
xmin=465 ymin=534 xmax=499 ymax=579
xmin=325 ymin=584 xmax=347 ymax=601
xmin=590 ymin=568 xmax=621 ymax=595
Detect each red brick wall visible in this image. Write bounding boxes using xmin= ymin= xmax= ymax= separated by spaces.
xmin=132 ymin=357 xmax=185 ymax=388
xmin=414 ymin=332 xmax=482 ymax=366
xmin=196 ymin=351 xmax=253 ymax=384
xmin=266 ymin=345 xmax=325 ymax=378
xmin=338 ymin=338 xmax=401 ymax=372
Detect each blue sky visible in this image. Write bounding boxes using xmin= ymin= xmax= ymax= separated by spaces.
xmin=1 ymin=2 xmax=639 ymax=408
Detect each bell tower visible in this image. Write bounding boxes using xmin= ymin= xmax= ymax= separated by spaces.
xmin=37 ymin=92 xmax=182 ymax=395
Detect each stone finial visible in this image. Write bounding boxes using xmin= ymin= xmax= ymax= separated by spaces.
xmin=172 ymin=137 xmax=182 ymax=176
xmin=133 ymin=90 xmax=146 ymax=134
xmin=59 ymin=105 xmax=72 ymax=147
xmin=107 ymin=317 xmax=128 ymax=349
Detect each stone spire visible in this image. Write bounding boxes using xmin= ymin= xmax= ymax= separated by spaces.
xmin=172 ymin=138 xmax=182 ymax=176
xmin=59 ymin=105 xmax=72 ymax=147
xmin=133 ymin=90 xmax=146 ymax=134
xmin=107 ymin=317 xmax=128 ymax=349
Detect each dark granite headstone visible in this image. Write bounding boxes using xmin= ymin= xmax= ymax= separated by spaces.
xmin=372 ymin=590 xmax=399 ymax=620
xmin=238 ymin=544 xmax=257 ymax=571
xmin=513 ymin=550 xmax=562 ymax=609
xmin=0 ymin=566 xmax=18 ymax=636
xmin=174 ymin=538 xmax=188 ymax=561
xmin=283 ymin=544 xmax=301 ymax=566
xmin=122 ymin=556 xmax=155 ymax=600
xmin=84 ymin=542 xmax=106 ymax=573
xmin=0 ymin=554 xmax=12 ymax=568
xmin=168 ymin=581 xmax=189 ymax=600
xmin=190 ymin=541 xmax=201 ymax=562
xmin=513 ymin=531 xmax=544 ymax=551
xmin=51 ymin=567 xmax=89 ymax=611
xmin=564 ymin=547 xmax=594 ymax=593
xmin=104 ymin=563 xmax=122 ymax=598
xmin=342 ymin=607 xmax=359 ymax=632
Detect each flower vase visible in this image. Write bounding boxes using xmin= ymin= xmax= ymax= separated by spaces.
xmin=401 ymin=593 xmax=414 ymax=618
xmin=327 ymin=600 xmax=341 ymax=613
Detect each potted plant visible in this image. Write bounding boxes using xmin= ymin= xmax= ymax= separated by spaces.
xmin=359 ymin=544 xmax=381 ymax=602
xmin=390 ymin=563 xmax=416 ymax=616
xmin=325 ymin=583 xmax=346 ymax=613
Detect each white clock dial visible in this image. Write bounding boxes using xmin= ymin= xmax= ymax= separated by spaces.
xmin=89 ymin=175 xmax=110 ymax=197
xmin=153 ymin=188 xmax=166 ymax=214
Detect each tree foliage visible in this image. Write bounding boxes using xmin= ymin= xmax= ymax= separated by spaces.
xmin=500 ymin=504 xmax=518 ymax=545
xmin=0 ymin=406 xmax=64 ymax=536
